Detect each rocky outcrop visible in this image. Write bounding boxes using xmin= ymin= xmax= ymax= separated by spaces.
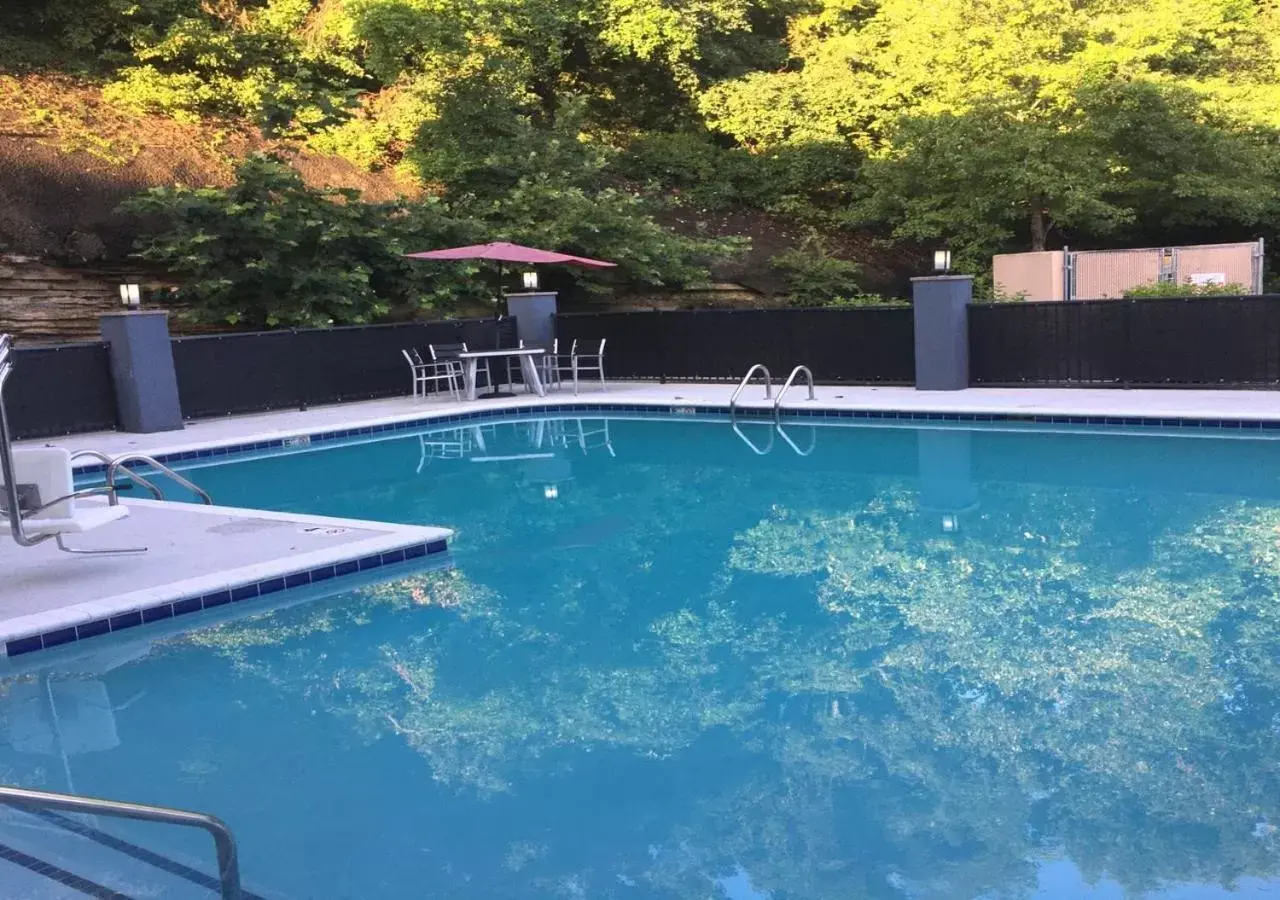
xmin=0 ymin=255 xmax=160 ymax=343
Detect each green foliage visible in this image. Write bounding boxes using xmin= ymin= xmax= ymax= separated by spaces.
xmin=615 ymin=131 xmax=775 ymax=210
xmin=477 ymin=176 xmax=744 ymax=289
xmin=708 ymin=0 xmax=1280 ymax=263
xmin=771 ymin=231 xmax=864 ymax=305
xmin=103 ymin=15 xmax=360 ymax=134
xmin=1123 ymin=279 xmax=1251 ymax=298
xmin=119 ymin=151 xmax=734 ymax=326
xmin=119 ymin=154 xmax=479 ymax=328
xmin=10 ymin=0 xmax=1280 ymax=296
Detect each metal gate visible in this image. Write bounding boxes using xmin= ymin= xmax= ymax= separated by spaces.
xmin=1063 ymin=239 xmax=1264 ymax=300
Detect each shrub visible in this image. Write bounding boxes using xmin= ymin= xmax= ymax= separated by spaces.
xmin=615 ymin=132 xmax=780 ymax=210
xmin=103 ymin=17 xmax=357 ymax=134
xmin=119 ymin=154 xmax=478 ymax=328
xmin=1123 ymin=279 xmax=1250 ymax=298
xmin=771 ymin=231 xmax=864 ymax=305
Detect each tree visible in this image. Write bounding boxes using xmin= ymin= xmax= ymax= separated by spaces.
xmin=703 ymin=0 xmax=1280 ymax=260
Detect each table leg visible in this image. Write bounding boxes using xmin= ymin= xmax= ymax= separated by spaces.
xmin=520 ymin=355 xmax=547 ymax=397
xmin=464 ymin=359 xmax=479 ymax=402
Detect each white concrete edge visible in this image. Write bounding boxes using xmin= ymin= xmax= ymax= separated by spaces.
xmin=0 ymin=550 xmax=454 ymax=679
xmin=0 ymin=499 xmax=451 ymax=647
xmin=52 ymin=387 xmax=1280 ymax=471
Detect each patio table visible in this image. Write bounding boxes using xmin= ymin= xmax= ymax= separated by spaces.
xmin=457 ymin=348 xmax=546 ymax=401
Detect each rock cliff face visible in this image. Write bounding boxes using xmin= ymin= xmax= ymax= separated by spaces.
xmin=0 ymin=256 xmax=153 ymax=343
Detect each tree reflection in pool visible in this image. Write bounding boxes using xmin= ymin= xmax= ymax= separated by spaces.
xmin=3 ymin=417 xmax=1280 ymax=899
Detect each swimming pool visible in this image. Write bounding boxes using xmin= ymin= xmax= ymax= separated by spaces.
xmin=4 ymin=414 xmax=1280 ymax=899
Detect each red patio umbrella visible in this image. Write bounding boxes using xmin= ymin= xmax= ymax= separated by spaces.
xmin=405 ymin=241 xmax=616 ymax=296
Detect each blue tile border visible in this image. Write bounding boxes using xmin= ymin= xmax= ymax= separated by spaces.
xmin=61 ymin=399 xmax=1280 ymax=485
xmin=68 ymin=401 xmax=1280 ymax=479
xmin=4 ymin=538 xmax=450 ymax=658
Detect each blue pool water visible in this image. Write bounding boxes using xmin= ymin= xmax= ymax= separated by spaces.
xmin=4 ymin=415 xmax=1280 ymax=899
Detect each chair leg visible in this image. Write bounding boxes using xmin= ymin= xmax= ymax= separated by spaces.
xmin=56 ymin=533 xmax=147 ymax=555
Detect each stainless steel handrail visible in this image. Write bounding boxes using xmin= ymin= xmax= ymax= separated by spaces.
xmin=774 ymin=365 xmax=815 ymax=420
xmin=70 ymin=449 xmax=164 ymax=504
xmin=0 ymin=784 xmax=242 ymax=900
xmin=106 ymin=453 xmax=213 ymax=505
xmin=729 ymin=364 xmax=772 ymax=417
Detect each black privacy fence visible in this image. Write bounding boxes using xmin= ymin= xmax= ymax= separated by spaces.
xmin=555 ymin=307 xmax=916 ymax=384
xmin=6 ymin=343 xmax=118 ymax=440
xmin=173 ymin=317 xmax=515 ymax=418
xmin=970 ymin=295 xmax=1280 ymax=387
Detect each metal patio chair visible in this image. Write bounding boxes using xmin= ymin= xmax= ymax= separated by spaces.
xmin=402 ymin=348 xmax=460 ymax=400
xmin=572 ymin=338 xmax=607 ymax=395
xmin=542 ymin=338 xmax=577 ymax=392
xmin=431 ymin=342 xmax=493 ymax=394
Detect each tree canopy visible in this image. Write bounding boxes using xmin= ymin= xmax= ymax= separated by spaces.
xmin=4 ymin=0 xmax=1279 ymax=310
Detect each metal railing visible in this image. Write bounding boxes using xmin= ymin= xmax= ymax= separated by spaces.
xmin=0 ymin=784 xmax=242 ymax=900
xmin=729 ymin=364 xmax=772 ymax=417
xmin=774 ymin=365 xmax=815 ymax=420
xmin=108 ymin=454 xmax=213 ymax=505
xmin=68 ymin=450 xmax=213 ymax=505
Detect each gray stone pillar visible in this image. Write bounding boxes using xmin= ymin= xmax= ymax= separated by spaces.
xmin=504 ymin=291 xmax=558 ymax=351
xmin=100 ymin=311 xmax=184 ymax=433
xmin=911 ymin=275 xmax=972 ymax=390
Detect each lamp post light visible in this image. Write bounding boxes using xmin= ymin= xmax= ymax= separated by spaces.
xmin=118 ymin=284 xmax=141 ymax=310
xmin=933 ymin=249 xmax=952 ymax=274
xmin=522 ymin=271 xmax=539 ymax=290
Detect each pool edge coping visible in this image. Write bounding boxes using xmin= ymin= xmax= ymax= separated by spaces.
xmin=1 ymin=501 xmax=451 ymax=658
xmin=65 ymin=396 xmax=1280 ymax=476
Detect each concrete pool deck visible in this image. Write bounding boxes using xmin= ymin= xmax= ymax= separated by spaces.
xmin=6 ymin=380 xmax=1280 ymax=658
xmin=0 ymin=499 xmax=450 ymax=657
xmin=19 ymin=381 xmax=1280 ymax=466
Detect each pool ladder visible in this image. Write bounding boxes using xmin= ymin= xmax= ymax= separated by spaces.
xmin=730 ymin=364 xmax=818 ymax=456
xmin=70 ymin=450 xmax=214 ymax=505
xmin=730 ymin=364 xmax=815 ymax=421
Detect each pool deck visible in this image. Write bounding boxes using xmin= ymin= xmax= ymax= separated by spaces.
xmin=0 ymin=499 xmax=449 ymax=658
xmin=6 ymin=380 xmax=1280 ymax=658
xmin=20 ymin=382 xmax=1280 ymax=466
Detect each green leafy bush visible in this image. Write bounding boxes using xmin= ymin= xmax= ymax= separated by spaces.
xmin=1123 ymin=280 xmax=1251 ymax=298
xmin=119 ymin=154 xmax=478 ymax=328
xmin=771 ymin=232 xmax=865 ymax=305
xmin=476 ymin=176 xmax=746 ymax=290
xmin=119 ymin=151 xmax=739 ymax=327
xmin=103 ymin=16 xmax=358 ymax=134
xmin=616 ymin=132 xmax=780 ymax=210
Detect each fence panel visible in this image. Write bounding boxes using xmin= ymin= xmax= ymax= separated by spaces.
xmin=5 ymin=343 xmax=118 ymax=439
xmin=172 ymin=318 xmax=512 ymax=419
xmin=970 ymin=295 xmax=1280 ymax=386
xmin=555 ymin=307 xmax=914 ymax=384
